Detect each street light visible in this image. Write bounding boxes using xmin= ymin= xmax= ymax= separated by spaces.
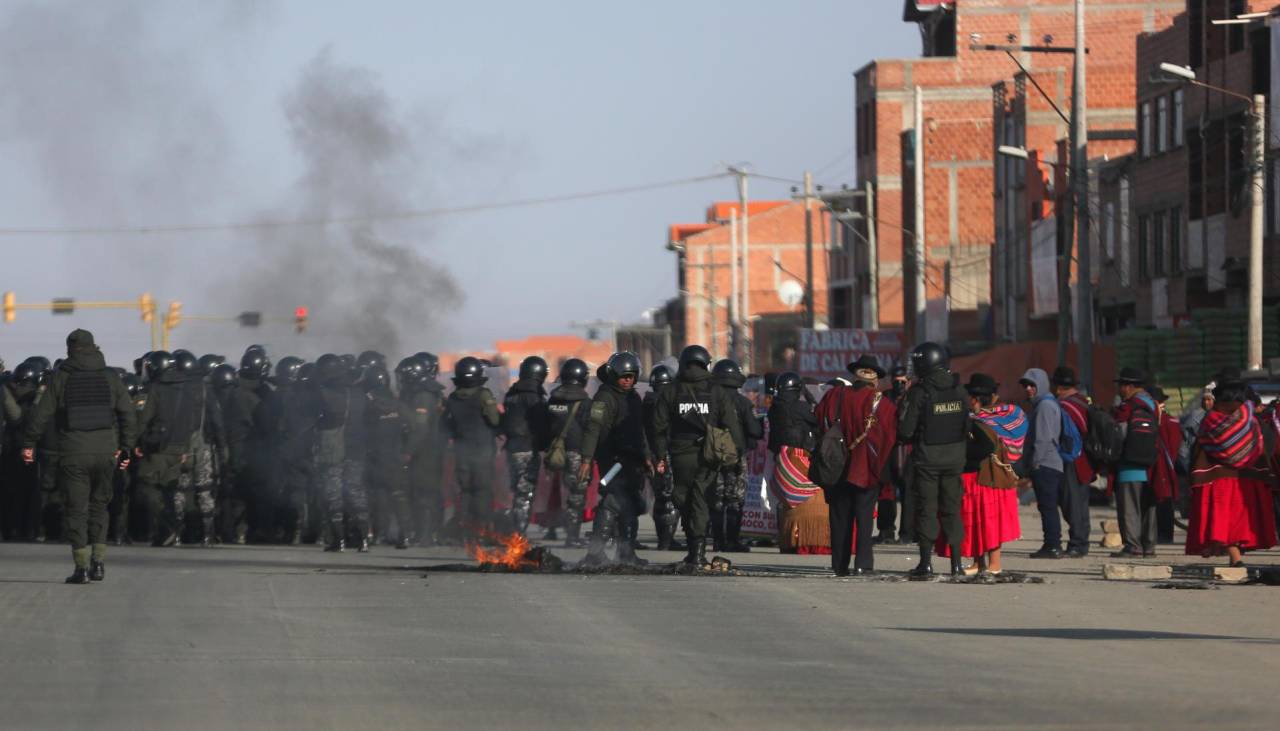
xmin=997 ymin=145 xmax=1029 ymax=161
xmin=1158 ymin=59 xmax=1266 ymax=370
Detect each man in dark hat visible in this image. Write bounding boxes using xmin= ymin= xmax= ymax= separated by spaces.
xmin=1052 ymin=366 xmax=1093 ymax=557
xmin=22 ymin=330 xmax=137 ymax=583
xmin=1111 ymin=367 xmax=1158 ymax=557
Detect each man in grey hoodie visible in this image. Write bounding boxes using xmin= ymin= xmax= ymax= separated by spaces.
xmin=1017 ymin=368 xmax=1065 ymax=559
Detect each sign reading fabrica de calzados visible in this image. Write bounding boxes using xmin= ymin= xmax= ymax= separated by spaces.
xmin=797 ymin=329 xmax=904 ymax=381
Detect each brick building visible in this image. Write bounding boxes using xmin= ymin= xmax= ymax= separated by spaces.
xmin=851 ymin=0 xmax=1180 ymax=349
xmin=666 ymin=200 xmax=830 ymax=370
xmin=1121 ymin=0 xmax=1280 ymax=329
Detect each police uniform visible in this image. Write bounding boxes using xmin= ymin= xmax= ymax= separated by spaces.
xmin=501 ymin=377 xmax=549 ymax=534
xmin=445 ymin=385 xmax=501 ymax=532
xmin=545 ymin=382 xmax=592 ymax=545
xmin=401 ymin=379 xmax=446 ymax=544
xmin=897 ymin=366 xmax=969 ymax=569
xmin=643 ymin=384 xmax=680 ymax=550
xmin=579 ymin=378 xmax=649 ymax=564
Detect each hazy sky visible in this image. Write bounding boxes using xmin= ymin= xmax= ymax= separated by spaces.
xmin=0 ymin=0 xmax=917 ymax=365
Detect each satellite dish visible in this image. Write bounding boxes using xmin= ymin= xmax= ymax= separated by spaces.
xmin=778 ymin=280 xmax=804 ymax=307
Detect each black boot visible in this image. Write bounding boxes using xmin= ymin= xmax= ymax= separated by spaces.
xmin=950 ymin=551 xmax=966 ymax=577
xmin=726 ymin=507 xmax=750 ymax=552
xmin=65 ymin=567 xmax=90 ymax=585
xmin=89 ymin=560 xmax=105 ymax=582
xmin=683 ymin=536 xmax=707 ymax=567
xmin=616 ymin=522 xmax=648 ymax=566
xmin=909 ymin=544 xmax=934 ymax=578
xmin=582 ymin=507 xmax=615 ymax=566
xmin=563 ymin=520 xmax=585 ymax=549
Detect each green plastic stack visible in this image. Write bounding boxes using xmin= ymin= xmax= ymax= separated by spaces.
xmin=1114 ymin=329 xmax=1151 ymax=373
xmin=1166 ymin=327 xmax=1209 ymax=387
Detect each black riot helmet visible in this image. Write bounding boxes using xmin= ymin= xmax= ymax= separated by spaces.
xmin=559 ymin=358 xmax=590 ymax=387
xmin=146 ymin=351 xmax=174 ymax=380
xmin=648 ymin=364 xmax=674 ymax=388
xmin=11 ymin=361 xmax=41 ymax=387
xmin=712 ymin=359 xmax=742 ymax=379
xmin=453 ymin=356 xmax=487 ymax=388
xmin=240 ymin=350 xmax=271 ymax=380
xmin=172 ymin=350 xmax=199 ymax=374
xmin=315 ymin=354 xmax=346 ymax=385
xmin=297 ymin=362 xmax=316 ymax=383
xmin=357 ymin=350 xmax=386 ymax=370
xmin=413 ymin=351 xmax=440 ymax=377
xmin=134 ymin=352 xmax=151 ymax=377
xmin=605 ymin=351 xmax=642 ymax=382
xmin=209 ymin=363 xmax=238 ymax=390
xmin=244 ymin=344 xmax=267 ymax=360
xmin=518 ymin=355 xmax=549 ymax=383
xmin=275 ymin=356 xmax=304 ymax=385
xmin=910 ymin=342 xmax=949 ymax=376
xmin=122 ymin=373 xmax=143 ymax=398
xmin=395 ymin=357 xmax=426 ymax=390
xmin=363 ymin=366 xmax=391 ymax=393
xmin=679 ymin=344 xmax=712 ymax=371
xmin=776 ymin=371 xmax=804 ymax=393
xmin=24 ymin=356 xmax=52 ymax=374
xmin=197 ymin=354 xmax=225 ymax=376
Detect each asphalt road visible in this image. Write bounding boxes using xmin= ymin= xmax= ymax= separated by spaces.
xmin=2 ymin=505 xmax=1277 ymax=731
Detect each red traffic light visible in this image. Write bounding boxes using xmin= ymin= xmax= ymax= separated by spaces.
xmin=294 ymin=306 xmax=308 ymax=318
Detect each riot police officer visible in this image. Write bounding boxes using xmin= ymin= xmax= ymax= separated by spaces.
xmin=313 ymin=354 xmax=371 ymax=552
xmin=2 ymin=362 xmax=41 ymax=540
xmin=710 ymin=359 xmax=763 ymax=552
xmin=643 ymin=364 xmax=680 ymax=551
xmin=652 ymin=345 xmax=744 ymax=567
xmin=445 ymin=357 xmax=501 ymax=534
xmin=271 ymin=356 xmax=315 ymax=544
xmin=172 ymin=349 xmax=227 ymax=546
xmin=545 ymin=358 xmax=592 ymax=548
xmin=108 ymin=373 xmax=146 ymax=544
xmin=223 ymin=348 xmax=274 ymax=543
xmin=896 ymin=342 xmax=969 ymax=577
xmin=578 ymin=352 xmax=649 ymax=565
xmin=397 ymin=355 xmax=447 ymax=545
xmin=364 ymin=366 xmax=412 ymax=548
xmin=501 ymin=356 xmax=549 ymax=535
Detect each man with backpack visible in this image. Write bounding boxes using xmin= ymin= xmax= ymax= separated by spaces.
xmin=1052 ymin=367 xmax=1093 ymax=558
xmin=1017 ymin=367 xmax=1071 ymax=559
xmin=1112 ymin=368 xmax=1159 ymax=558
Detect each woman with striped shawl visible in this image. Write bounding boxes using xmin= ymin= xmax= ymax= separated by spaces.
xmin=936 ymin=373 xmax=1024 ymax=575
xmin=1188 ymin=377 xmax=1277 ymax=566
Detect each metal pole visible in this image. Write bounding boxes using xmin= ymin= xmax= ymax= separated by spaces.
xmin=1249 ymin=93 xmax=1266 ymax=370
xmin=1058 ymin=17 xmax=1078 ymax=369
xmin=730 ymin=208 xmax=740 ymax=361
xmin=1074 ymin=0 xmax=1093 ymax=389
xmin=708 ymin=236 xmax=718 ymax=356
xmin=913 ymin=85 xmax=926 ymax=343
xmin=866 ymin=180 xmax=879 ymax=329
xmin=804 ymin=171 xmax=815 ymax=329
xmin=738 ymin=171 xmax=751 ymax=370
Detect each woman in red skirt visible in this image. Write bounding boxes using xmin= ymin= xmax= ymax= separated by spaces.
xmin=937 ymin=373 xmax=1024 ymax=575
xmin=1188 ymin=374 xmax=1277 ymax=566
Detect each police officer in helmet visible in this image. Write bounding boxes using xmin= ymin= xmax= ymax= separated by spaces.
xmin=578 ymin=351 xmax=649 ymax=565
xmin=444 ymin=356 xmax=501 ymax=534
xmin=643 ymin=364 xmax=680 ymax=551
xmin=501 ymin=356 xmax=550 ymax=535
xmin=897 ymin=342 xmax=969 ymax=577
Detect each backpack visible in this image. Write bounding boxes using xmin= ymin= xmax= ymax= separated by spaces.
xmin=1057 ymin=400 xmax=1083 ymax=463
xmin=1084 ymin=404 xmax=1124 ymax=467
xmin=683 ymin=384 xmax=739 ymax=469
xmin=543 ymin=401 xmax=580 ymax=472
xmin=1120 ymin=399 xmax=1159 ymax=467
xmin=975 ymin=422 xmax=1019 ymax=489
xmin=808 ymin=388 xmax=849 ymax=489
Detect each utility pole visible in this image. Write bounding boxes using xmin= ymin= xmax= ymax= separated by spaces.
xmin=1250 ymin=92 xmax=1266 ymax=371
xmin=913 ymin=86 xmax=926 ymax=344
xmin=803 ymin=171 xmax=816 ymax=329
xmin=730 ymin=207 xmax=740 ymax=362
xmin=734 ymin=168 xmax=752 ymax=371
xmin=865 ymin=180 xmax=879 ymax=330
xmin=1073 ymin=0 xmax=1094 ymax=391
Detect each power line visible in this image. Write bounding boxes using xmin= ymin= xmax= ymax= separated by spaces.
xmin=0 ymin=172 xmax=734 ymax=237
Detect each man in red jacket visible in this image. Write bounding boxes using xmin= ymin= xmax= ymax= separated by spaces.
xmin=1051 ymin=367 xmax=1094 ymax=558
xmin=814 ymin=355 xmax=897 ymax=576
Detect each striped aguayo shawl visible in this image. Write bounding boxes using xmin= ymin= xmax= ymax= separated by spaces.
xmin=973 ymin=403 xmax=1028 ymax=462
xmin=773 ymin=446 xmax=822 ymax=506
xmin=1197 ymin=403 xmax=1263 ymax=469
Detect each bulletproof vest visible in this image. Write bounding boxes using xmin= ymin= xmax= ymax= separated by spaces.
xmin=342 ymin=386 xmax=368 ymax=453
xmin=367 ymin=394 xmax=403 ymax=455
xmin=670 ymin=380 xmax=714 ymax=444
xmin=448 ymin=391 xmax=494 ymax=448
xmin=64 ymin=369 xmax=114 ymax=431
xmin=921 ymin=377 xmax=968 ymax=446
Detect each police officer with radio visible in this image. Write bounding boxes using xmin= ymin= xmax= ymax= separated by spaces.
xmin=896 ymin=342 xmax=969 ymax=577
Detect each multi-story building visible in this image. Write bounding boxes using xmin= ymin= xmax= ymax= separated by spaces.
xmin=851 ymin=0 xmax=1180 ymax=348
xmin=666 ymin=200 xmax=830 ymax=370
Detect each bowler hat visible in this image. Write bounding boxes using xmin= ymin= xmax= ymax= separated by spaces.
xmin=1051 ymin=366 xmax=1077 ymax=387
xmin=846 ymin=354 xmax=886 ymax=381
xmin=1148 ymin=385 xmax=1169 ymax=403
xmin=965 ymin=373 xmax=998 ymax=396
xmin=1115 ymin=367 xmax=1146 ymax=384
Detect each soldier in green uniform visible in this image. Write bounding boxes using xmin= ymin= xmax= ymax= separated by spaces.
xmin=399 ymin=354 xmax=447 ymax=545
xmin=896 ymin=342 xmax=970 ymax=577
xmin=364 ymin=366 xmax=412 ymax=548
xmin=444 ymin=357 xmax=501 ymax=535
xmin=652 ymin=345 xmax=744 ymax=567
xmin=22 ymin=330 xmax=137 ymax=584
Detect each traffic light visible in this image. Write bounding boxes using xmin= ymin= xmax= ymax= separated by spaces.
xmin=294 ymin=306 xmax=308 ymax=333
xmin=3 ymin=292 xmax=14 ymax=324
xmin=139 ymin=293 xmax=155 ymax=323
xmin=237 ymin=311 xmax=262 ymax=328
xmin=165 ymin=301 xmax=182 ymax=330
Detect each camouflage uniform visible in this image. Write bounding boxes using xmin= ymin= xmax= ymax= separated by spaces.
xmin=559 ymin=450 xmax=588 ymax=539
xmin=173 ymin=434 xmax=217 ymax=543
xmin=506 ymin=451 xmax=541 ymax=533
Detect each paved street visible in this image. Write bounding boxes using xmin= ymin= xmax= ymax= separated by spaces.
xmin=2 ymin=504 xmax=1277 ymax=731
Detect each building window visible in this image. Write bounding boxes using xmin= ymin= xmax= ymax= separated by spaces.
xmin=1173 ymin=90 xmax=1184 ymax=147
xmin=1153 ymin=211 xmax=1166 ymax=277
xmin=1140 ymin=101 xmax=1152 ymax=157
xmin=1157 ymin=96 xmax=1169 ymax=153
xmin=1170 ymin=206 xmax=1182 ymax=274
xmin=1189 ymin=129 xmax=1204 ymax=219
xmin=1138 ymin=214 xmax=1150 ymax=281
